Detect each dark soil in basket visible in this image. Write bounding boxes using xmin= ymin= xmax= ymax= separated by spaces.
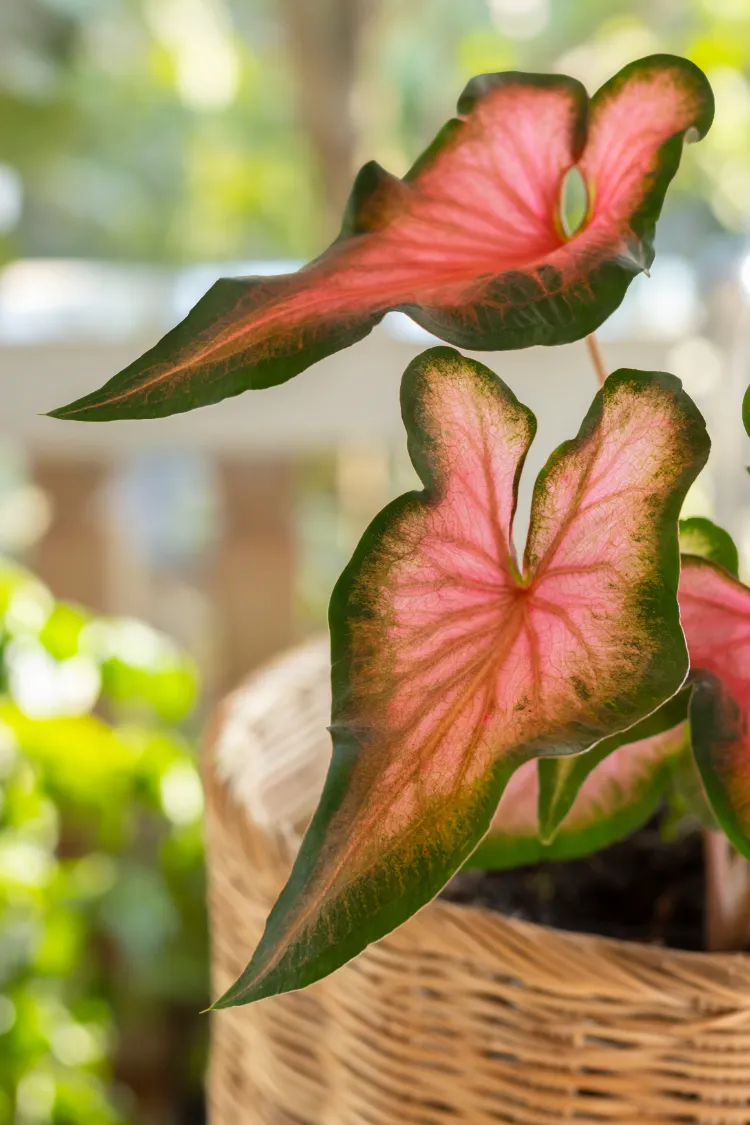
xmin=441 ymin=817 xmax=709 ymax=950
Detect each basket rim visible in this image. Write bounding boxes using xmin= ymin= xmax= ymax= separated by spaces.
xmin=432 ymin=893 xmax=750 ymax=968
xmin=205 ymin=750 xmax=750 ymax=1014
xmin=205 ymin=636 xmax=750 ymax=987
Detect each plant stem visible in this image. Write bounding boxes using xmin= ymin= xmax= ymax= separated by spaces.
xmin=585 ymin=333 xmax=608 ymax=387
xmin=703 ymin=829 xmax=750 ymax=951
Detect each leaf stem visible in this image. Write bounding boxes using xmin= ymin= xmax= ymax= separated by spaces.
xmin=585 ymin=333 xmax=609 ymax=388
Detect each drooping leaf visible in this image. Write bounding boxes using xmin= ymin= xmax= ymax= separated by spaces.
xmin=679 ymin=516 xmax=739 ymax=577
xmin=469 ymin=716 xmax=688 ymax=870
xmin=50 ymin=55 xmax=713 ymax=421
xmin=680 ymin=556 xmax=750 ymax=858
xmin=213 ymin=349 xmax=708 ymax=1007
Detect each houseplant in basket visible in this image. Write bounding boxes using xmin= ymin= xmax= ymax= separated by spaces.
xmin=51 ymin=50 xmax=750 ymax=1124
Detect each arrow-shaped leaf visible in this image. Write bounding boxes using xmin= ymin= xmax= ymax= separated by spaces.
xmin=51 ymin=55 xmax=712 ymax=421
xmin=213 ymin=349 xmax=708 ymax=1007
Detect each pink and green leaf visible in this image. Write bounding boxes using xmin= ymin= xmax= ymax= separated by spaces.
xmin=470 ymin=693 xmax=689 ymax=869
xmin=680 ymin=556 xmax=750 ymax=858
xmin=50 ymin=55 xmax=712 ymax=421
xmin=213 ymin=349 xmax=708 ymax=1008
xmin=518 ymin=527 xmax=741 ymax=855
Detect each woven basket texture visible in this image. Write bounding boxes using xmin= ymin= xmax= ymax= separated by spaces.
xmin=205 ymin=639 xmax=750 ymax=1125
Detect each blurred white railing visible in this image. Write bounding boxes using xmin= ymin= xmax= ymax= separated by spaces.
xmin=1 ymin=253 xmax=748 ymax=692
xmin=0 ymin=253 xmax=716 ymax=462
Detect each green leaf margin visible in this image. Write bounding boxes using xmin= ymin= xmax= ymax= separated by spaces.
xmin=212 ymin=351 xmax=708 ymax=1008
xmin=49 ymin=56 xmax=713 ymax=422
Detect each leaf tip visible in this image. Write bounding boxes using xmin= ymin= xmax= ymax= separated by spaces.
xmin=209 ymin=983 xmax=249 ymax=1011
xmin=45 ymin=401 xmax=82 ymax=422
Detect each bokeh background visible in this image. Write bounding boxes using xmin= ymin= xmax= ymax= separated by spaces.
xmin=1 ymin=1 xmax=750 ymax=1122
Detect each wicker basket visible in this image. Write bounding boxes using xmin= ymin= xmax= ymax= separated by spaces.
xmin=205 ymin=638 xmax=750 ymax=1125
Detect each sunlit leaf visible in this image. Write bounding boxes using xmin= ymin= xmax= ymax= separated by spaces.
xmin=680 ymin=556 xmax=750 ymax=858
xmin=679 ymin=516 xmax=739 ymax=577
xmin=82 ymin=619 xmax=198 ymax=721
xmin=50 ymin=55 xmax=713 ymax=421
xmin=0 ymin=703 xmax=134 ymax=804
xmin=0 ymin=563 xmax=53 ymax=638
xmin=214 ymin=349 xmax=708 ymax=1007
xmin=38 ymin=603 xmax=90 ymax=662
xmin=100 ymin=657 xmax=197 ymax=722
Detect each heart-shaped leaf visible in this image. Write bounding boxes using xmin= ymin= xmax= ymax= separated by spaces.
xmin=213 ymin=348 xmax=708 ymax=1007
xmin=468 ymin=714 xmax=688 ymax=870
xmin=51 ymin=55 xmax=712 ymax=421
xmin=680 ymin=555 xmax=750 ymax=858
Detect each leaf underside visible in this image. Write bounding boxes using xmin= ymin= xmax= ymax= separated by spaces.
xmin=213 ymin=349 xmax=708 ymax=1007
xmin=680 ymin=556 xmax=750 ymax=859
xmin=471 ymin=691 xmax=690 ymax=869
xmin=50 ymin=55 xmax=713 ymax=421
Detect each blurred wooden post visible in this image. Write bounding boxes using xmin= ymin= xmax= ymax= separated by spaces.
xmin=280 ymin=0 xmax=381 ymax=230
xmin=211 ymin=459 xmax=296 ymax=699
xmin=30 ymin=456 xmax=109 ymax=613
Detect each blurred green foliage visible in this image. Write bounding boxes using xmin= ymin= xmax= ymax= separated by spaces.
xmin=0 ymin=0 xmax=749 ymax=266
xmin=0 ymin=561 xmax=206 ymax=1125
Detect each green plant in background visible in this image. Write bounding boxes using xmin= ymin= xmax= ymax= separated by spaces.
xmin=1 ymin=0 xmax=750 ymax=266
xmin=0 ymin=561 xmax=206 ymax=1125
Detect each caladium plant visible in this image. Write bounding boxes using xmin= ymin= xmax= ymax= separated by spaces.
xmin=214 ymin=349 xmax=710 ymax=1006
xmin=49 ymin=54 xmax=712 ymax=421
xmin=49 ymin=48 xmax=750 ymax=999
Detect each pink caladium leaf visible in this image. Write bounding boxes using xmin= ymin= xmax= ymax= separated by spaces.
xmin=51 ymin=55 xmax=712 ymax=421
xmin=496 ymin=522 xmax=739 ymax=855
xmin=213 ymin=348 xmax=708 ymax=1008
xmin=470 ymin=694 xmax=689 ymax=869
xmin=680 ymin=555 xmax=750 ymax=858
